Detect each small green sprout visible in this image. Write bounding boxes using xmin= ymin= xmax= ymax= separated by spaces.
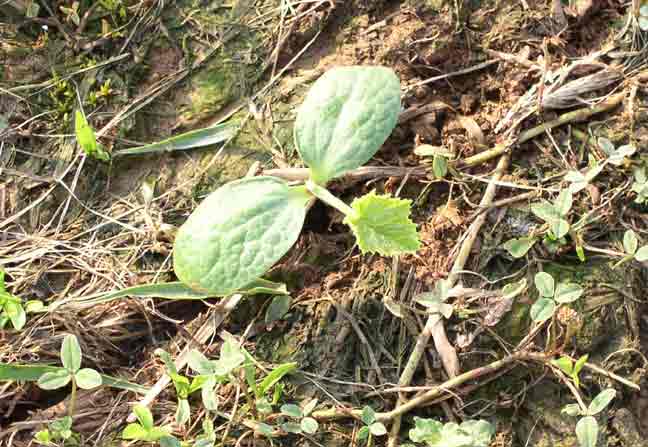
xmin=596 ymin=137 xmax=636 ymax=167
xmin=0 ymin=269 xmax=25 ymax=330
xmin=173 ymin=67 xmax=420 ymax=297
xmin=553 ymin=354 xmax=588 ymax=388
xmin=565 ymin=162 xmax=603 ymax=194
xmin=74 ymin=110 xmax=110 ymax=161
xmin=34 ymin=416 xmax=76 ymax=446
xmin=122 ymin=404 xmax=179 ymax=446
xmin=156 ymin=349 xmax=206 ymax=426
xmin=187 ymin=339 xmax=246 ymax=410
xmin=616 ymin=229 xmax=648 ymax=267
xmin=631 ymin=167 xmax=648 ymax=204
xmin=562 ymin=388 xmax=616 ymax=447
xmin=530 ymin=272 xmax=584 ymax=323
xmin=279 ymin=399 xmax=319 ymax=435
xmin=37 ymin=334 xmax=102 ymax=419
xmin=638 ymin=5 xmax=648 ymax=31
xmin=531 ymin=189 xmax=573 ymax=240
xmin=414 ymin=145 xmax=456 ymax=179
xmin=408 ymin=417 xmax=495 ymax=447
xmin=357 ymin=406 xmax=387 ymax=443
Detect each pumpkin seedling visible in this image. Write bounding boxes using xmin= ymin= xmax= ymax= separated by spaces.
xmin=122 ymin=405 xmax=179 ymax=446
xmin=408 ymin=417 xmax=495 ymax=447
xmin=37 ymin=334 xmax=102 ymax=418
xmin=561 ymin=388 xmax=616 ymax=447
xmin=173 ymin=67 xmax=420 ymax=296
xmin=530 ymin=272 xmax=584 ymax=323
xmin=279 ymin=399 xmax=319 ymax=435
xmin=357 ymin=406 xmax=387 ymax=443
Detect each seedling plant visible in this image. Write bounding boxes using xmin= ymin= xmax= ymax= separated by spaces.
xmin=530 ymin=271 xmax=584 ymax=323
xmin=407 ymin=417 xmax=495 ymax=447
xmin=122 ymin=404 xmax=179 ymax=446
xmin=561 ymin=389 xmax=616 ymax=447
xmin=0 ymin=269 xmax=43 ymax=330
xmin=357 ymin=406 xmax=387 ymax=444
xmin=173 ymin=66 xmax=420 ymax=296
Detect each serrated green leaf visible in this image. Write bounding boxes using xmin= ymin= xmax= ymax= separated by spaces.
xmin=294 ymin=66 xmax=401 ymax=183
xmin=552 ymin=356 xmax=573 ymax=375
xmin=361 ymin=406 xmax=376 ymax=425
xmin=173 ymin=177 xmax=310 ymax=295
xmin=502 ymin=238 xmax=536 ymax=258
xmin=344 ymin=191 xmax=420 ymax=256
xmin=534 ymin=272 xmax=555 ymax=298
xmin=37 ymin=370 xmax=71 ymax=390
xmin=530 ymin=298 xmax=555 ymax=322
xmin=634 ymin=246 xmax=648 ymax=262
xmin=588 ymin=388 xmax=616 ymax=415
xmin=61 ymin=334 xmax=81 ymax=373
xmin=624 ymin=230 xmax=638 ymax=255
xmin=75 ymin=368 xmax=102 ymax=389
xmin=554 ymin=282 xmax=583 ymax=303
xmin=576 ymin=416 xmax=598 ymax=447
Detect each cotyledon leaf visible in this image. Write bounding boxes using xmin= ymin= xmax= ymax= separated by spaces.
xmin=174 ymin=177 xmax=311 ymax=295
xmin=294 ymin=66 xmax=401 ymax=184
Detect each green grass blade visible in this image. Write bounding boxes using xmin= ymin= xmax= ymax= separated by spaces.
xmin=113 ymin=123 xmax=237 ymax=156
xmin=0 ymin=363 xmax=148 ymax=394
xmin=50 ymin=280 xmax=287 ymax=309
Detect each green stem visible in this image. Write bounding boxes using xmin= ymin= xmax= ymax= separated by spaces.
xmin=305 ymin=181 xmax=356 ymax=218
xmin=68 ymin=375 xmax=77 ymax=419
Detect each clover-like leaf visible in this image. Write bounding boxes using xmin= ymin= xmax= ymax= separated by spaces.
xmin=280 ymin=404 xmax=303 ymax=418
xmin=624 ymin=230 xmax=638 ymax=255
xmin=75 ymin=368 xmax=102 ymax=389
xmin=344 ymin=191 xmax=420 ymax=256
xmin=294 ymin=66 xmax=401 ymax=184
xmin=608 ymin=144 xmax=635 ymax=166
xmin=370 ymin=422 xmax=387 ymax=436
xmin=534 ymin=272 xmax=555 ymax=298
xmin=502 ymin=238 xmax=536 ymax=258
xmin=554 ymin=189 xmax=573 ymax=216
xmin=550 ymin=219 xmax=570 ymax=239
xmin=554 ymin=282 xmax=583 ymax=303
xmin=588 ymin=388 xmax=616 ymax=416
xmin=409 ymin=417 xmax=443 ymax=444
xmin=61 ymin=334 xmax=82 ymax=373
xmin=38 ymin=370 xmax=72 ymax=390
xmin=173 ymin=177 xmax=311 ymax=295
xmin=530 ymin=298 xmax=556 ymax=322
xmin=460 ymin=420 xmax=495 ymax=447
xmin=300 ymin=417 xmax=319 ymax=434
xmin=531 ymin=201 xmax=560 ymax=223
xmin=576 ymin=416 xmax=598 ymax=447
xmin=634 ymin=246 xmax=648 ymax=262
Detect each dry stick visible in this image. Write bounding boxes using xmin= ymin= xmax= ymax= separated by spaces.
xmin=125 ymin=294 xmax=242 ymax=422
xmin=387 ymin=153 xmax=511 ymax=447
xmin=461 ymin=92 xmax=626 ymax=168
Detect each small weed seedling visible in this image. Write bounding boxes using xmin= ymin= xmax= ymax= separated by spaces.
xmin=562 ymin=389 xmax=616 ymax=447
xmin=156 ymin=349 xmax=206 ymax=426
xmin=553 ymin=354 xmax=589 ymax=388
xmin=0 ymin=269 xmax=43 ymax=330
xmin=408 ymin=417 xmax=495 ymax=447
xmin=531 ymin=272 xmax=584 ymax=323
xmin=615 ymin=229 xmax=648 ymax=267
xmin=122 ymin=405 xmax=179 ymax=446
xmin=193 ymin=418 xmax=216 ymax=447
xmin=37 ymin=334 xmax=102 ymax=418
xmin=34 ymin=416 xmax=76 ymax=446
xmin=279 ymin=399 xmax=319 ymax=435
xmin=173 ymin=67 xmax=420 ymax=296
xmin=357 ymin=406 xmax=387 ymax=444
xmin=415 ymin=280 xmax=453 ymax=319
xmin=187 ymin=339 xmax=246 ymax=411
xmin=631 ymin=167 xmax=648 ymax=204
xmin=74 ymin=110 xmax=109 ymax=161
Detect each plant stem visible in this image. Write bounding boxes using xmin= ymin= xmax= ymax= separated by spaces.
xmin=305 ymin=181 xmax=356 ymax=217
xmin=68 ymin=376 xmax=77 ymax=419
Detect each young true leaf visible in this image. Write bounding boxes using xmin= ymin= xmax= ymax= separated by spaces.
xmin=534 ymin=272 xmax=555 ymax=298
xmin=575 ymin=416 xmax=598 ymax=447
xmin=432 ymin=155 xmax=448 ymax=179
xmin=530 ymin=298 xmax=555 ymax=322
xmin=173 ymin=177 xmax=311 ymax=295
xmin=357 ymin=426 xmax=371 ymax=440
xmin=623 ymin=230 xmax=638 ymax=255
xmin=344 ymin=191 xmax=420 ymax=256
xmin=176 ymin=399 xmax=190 ymax=425
xmin=587 ymin=389 xmax=616 ymax=415
xmin=573 ymin=355 xmax=588 ymax=376
xmin=74 ymin=110 xmax=109 ymax=161
xmin=122 ymin=424 xmax=149 ymax=440
xmin=61 ymin=334 xmax=82 ymax=373
xmin=361 ymin=406 xmax=376 ymax=425
xmin=502 ymin=238 xmax=536 ymax=258
xmin=294 ymin=66 xmax=401 ymax=184
xmin=3 ymin=301 xmax=26 ymax=330
xmin=37 ymin=370 xmax=72 ymax=390
xmin=134 ymin=405 xmax=154 ymax=431
xmin=553 ymin=357 xmax=573 ymax=375
xmin=554 ymin=282 xmax=584 ymax=303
